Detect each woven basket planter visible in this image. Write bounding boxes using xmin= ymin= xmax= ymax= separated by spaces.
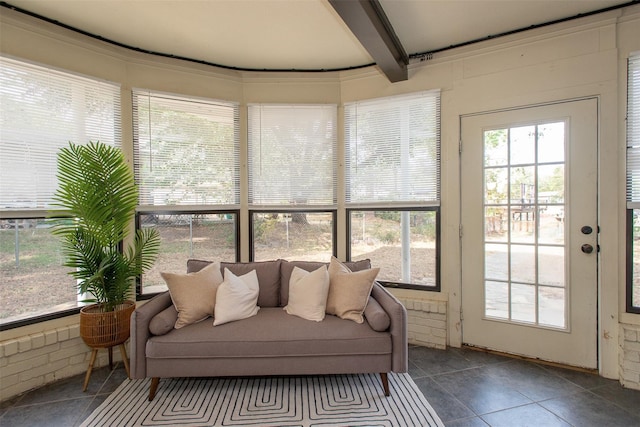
xmin=79 ymin=300 xmax=135 ymax=348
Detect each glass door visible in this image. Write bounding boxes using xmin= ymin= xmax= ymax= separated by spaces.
xmin=461 ymin=99 xmax=598 ymax=368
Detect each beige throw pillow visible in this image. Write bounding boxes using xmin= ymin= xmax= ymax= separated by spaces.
xmin=326 ymin=257 xmax=379 ymax=323
xmin=284 ymin=265 xmax=330 ymax=322
xmin=161 ymin=262 xmax=223 ymax=329
xmin=213 ymin=268 xmax=260 ymax=326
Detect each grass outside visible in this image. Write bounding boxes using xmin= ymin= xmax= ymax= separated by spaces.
xmin=1 ymin=214 xmax=438 ymax=321
xmin=634 ymin=238 xmax=640 ymax=307
xmin=0 ymin=221 xmax=76 ymax=321
xmin=8 ymin=212 xmax=635 ymax=323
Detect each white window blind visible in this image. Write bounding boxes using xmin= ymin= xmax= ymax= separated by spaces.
xmin=0 ymin=56 xmax=121 ymax=211
xmin=132 ymin=90 xmax=240 ymax=207
xmin=628 ymin=53 xmax=640 ymax=208
xmin=344 ymin=91 xmax=441 ymax=207
xmin=248 ymin=104 xmax=337 ymax=208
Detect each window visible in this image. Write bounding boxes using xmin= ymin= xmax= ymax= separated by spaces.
xmin=133 ymin=90 xmax=240 ymax=294
xmin=627 ymin=53 xmax=640 ymax=313
xmin=251 ymin=211 xmax=335 ymax=261
xmin=348 ymin=209 xmax=439 ymax=287
xmin=248 ymin=104 xmax=337 ymax=261
xmin=0 ymin=56 xmax=121 ymax=327
xmin=344 ymin=91 xmax=441 ymax=289
xmin=137 ymin=212 xmax=239 ymax=294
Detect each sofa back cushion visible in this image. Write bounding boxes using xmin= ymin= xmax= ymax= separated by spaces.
xmin=280 ymin=259 xmax=371 ymax=307
xmin=187 ymin=259 xmax=282 ymax=307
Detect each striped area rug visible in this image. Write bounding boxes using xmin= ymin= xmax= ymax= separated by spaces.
xmin=81 ymin=373 xmax=444 ymax=426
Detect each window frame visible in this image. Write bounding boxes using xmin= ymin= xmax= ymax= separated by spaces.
xmin=0 ymin=305 xmax=80 ymax=332
xmin=627 ymin=52 xmax=640 ymax=314
xmin=132 ymin=89 xmax=241 ymax=299
xmin=346 ymin=206 xmax=441 ymax=292
xmin=131 ymin=88 xmax=240 ymax=209
xmin=343 ymin=91 xmax=441 ymax=291
xmin=135 ymin=209 xmax=241 ymax=299
xmin=0 ymin=55 xmax=121 ymax=330
xmin=247 ymin=103 xmax=339 ymax=259
xmin=247 ymin=103 xmax=338 ymax=209
xmin=343 ymin=91 xmax=441 ymax=206
xmin=0 ymin=214 xmax=83 ymax=331
xmin=627 ymin=209 xmax=640 ymax=313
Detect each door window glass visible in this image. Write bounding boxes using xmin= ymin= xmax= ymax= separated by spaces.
xmin=483 ymin=122 xmax=566 ymax=329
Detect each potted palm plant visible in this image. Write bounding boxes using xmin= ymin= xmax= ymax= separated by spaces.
xmin=50 ymin=141 xmax=160 ymax=387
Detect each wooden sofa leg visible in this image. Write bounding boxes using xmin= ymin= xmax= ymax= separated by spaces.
xmin=380 ymin=373 xmax=390 ymax=396
xmin=149 ymin=377 xmax=160 ymax=401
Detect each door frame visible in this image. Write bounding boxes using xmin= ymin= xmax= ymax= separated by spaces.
xmin=457 ymin=97 xmax=600 ymax=369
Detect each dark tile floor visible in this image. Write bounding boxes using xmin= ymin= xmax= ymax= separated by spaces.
xmin=1 ymin=346 xmax=639 ymax=426
xmin=409 ymin=346 xmax=640 ymax=427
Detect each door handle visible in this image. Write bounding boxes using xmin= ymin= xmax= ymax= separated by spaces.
xmin=581 ymin=244 xmax=594 ymax=254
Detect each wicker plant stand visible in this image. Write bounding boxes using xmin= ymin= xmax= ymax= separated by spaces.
xmin=79 ymin=301 xmax=136 ymax=391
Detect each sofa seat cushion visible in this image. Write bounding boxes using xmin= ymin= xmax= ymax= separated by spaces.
xmin=146 ymin=307 xmax=391 ymax=359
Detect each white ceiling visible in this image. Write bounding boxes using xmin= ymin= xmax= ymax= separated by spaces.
xmin=3 ymin=0 xmax=633 ymax=72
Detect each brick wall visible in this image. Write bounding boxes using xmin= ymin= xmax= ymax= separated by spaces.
xmin=0 ymin=323 xmax=123 ymax=401
xmin=619 ymin=323 xmax=640 ymax=391
xmin=396 ymin=297 xmax=447 ymax=349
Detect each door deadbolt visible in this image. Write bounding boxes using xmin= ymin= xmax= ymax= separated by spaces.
xmin=581 ymin=244 xmax=594 ymax=254
xmin=581 ymin=226 xmax=593 ymax=235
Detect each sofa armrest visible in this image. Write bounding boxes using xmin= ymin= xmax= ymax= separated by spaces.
xmin=130 ymin=291 xmax=173 ymax=379
xmin=371 ymin=282 xmax=408 ymax=373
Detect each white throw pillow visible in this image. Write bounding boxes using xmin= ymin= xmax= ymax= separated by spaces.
xmin=160 ymin=262 xmax=223 ymax=329
xmin=284 ymin=265 xmax=330 ymax=322
xmin=213 ymin=268 xmax=260 ymax=326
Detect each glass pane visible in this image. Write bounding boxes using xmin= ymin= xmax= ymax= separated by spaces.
xmin=510 ymin=166 xmax=535 ymax=243
xmin=539 ymin=286 xmax=565 ymax=328
xmin=0 ymin=219 xmax=76 ymax=325
xmin=634 ymin=210 xmax=640 ymax=308
xmin=481 ymin=121 xmax=570 ymax=329
xmin=538 ymin=164 xmax=564 ymax=204
xmin=511 ymin=245 xmax=535 ymax=283
xmin=485 ymin=207 xmax=508 ymax=242
xmin=134 ymin=92 xmax=240 ymax=206
xmin=344 ymin=93 xmax=440 ymax=204
xmin=538 ymin=205 xmax=564 ymax=244
xmin=510 ymin=126 xmax=536 ymax=165
xmin=511 ymin=283 xmax=536 ymax=323
xmin=254 ymin=212 xmax=334 ymax=262
xmin=484 ymin=167 xmax=509 ymax=204
xmin=485 ymin=280 xmax=509 ymax=319
xmin=140 ymin=213 xmax=238 ymax=294
xmin=0 ymin=57 xmax=121 ymax=211
xmin=538 ymin=122 xmax=565 ymax=163
xmin=538 ymin=246 xmax=565 ymax=287
xmin=249 ymin=105 xmax=337 ymax=206
xmin=484 ymin=129 xmax=508 ymax=167
xmin=510 ymin=166 xmax=535 ymax=204
xmin=350 ymin=210 xmax=437 ymax=287
xmin=485 ymin=243 xmax=508 ymax=281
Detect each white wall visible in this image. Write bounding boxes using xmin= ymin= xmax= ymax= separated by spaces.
xmin=1 ymin=3 xmax=640 ymax=399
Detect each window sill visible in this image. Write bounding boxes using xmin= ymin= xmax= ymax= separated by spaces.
xmin=0 ymin=306 xmax=81 ymax=333
xmin=379 ymin=281 xmax=440 ymax=292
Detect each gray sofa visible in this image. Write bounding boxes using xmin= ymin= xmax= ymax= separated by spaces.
xmin=130 ymin=258 xmax=408 ymax=400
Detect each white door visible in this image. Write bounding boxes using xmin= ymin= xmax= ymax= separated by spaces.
xmin=460 ymin=99 xmax=598 ymax=369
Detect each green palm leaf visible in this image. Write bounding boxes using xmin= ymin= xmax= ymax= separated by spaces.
xmin=50 ymin=142 xmax=160 ymax=310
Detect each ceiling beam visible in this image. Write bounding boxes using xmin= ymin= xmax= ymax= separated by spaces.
xmin=329 ymin=0 xmax=408 ymax=82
